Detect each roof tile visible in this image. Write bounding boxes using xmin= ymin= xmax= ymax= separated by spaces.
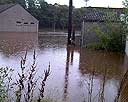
xmin=84 ymin=7 xmax=124 ymax=22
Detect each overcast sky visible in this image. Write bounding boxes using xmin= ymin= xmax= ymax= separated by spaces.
xmin=46 ymin=0 xmax=124 ymax=8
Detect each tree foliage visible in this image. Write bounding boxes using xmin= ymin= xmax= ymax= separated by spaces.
xmin=93 ymin=23 xmax=125 ymax=52
xmin=122 ymin=0 xmax=128 ymax=35
xmin=0 ymin=0 xmax=26 ymax=8
xmin=0 ymin=0 xmax=16 ymax=4
xmin=0 ymin=0 xmax=86 ymax=30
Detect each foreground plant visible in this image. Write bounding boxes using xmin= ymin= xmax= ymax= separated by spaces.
xmin=115 ymin=69 xmax=128 ymax=102
xmin=14 ymin=50 xmax=51 ymax=102
xmin=37 ymin=65 xmax=50 ymax=102
xmin=0 ymin=67 xmax=14 ymax=102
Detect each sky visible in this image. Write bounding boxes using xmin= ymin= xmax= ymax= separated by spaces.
xmin=46 ymin=0 xmax=124 ymax=8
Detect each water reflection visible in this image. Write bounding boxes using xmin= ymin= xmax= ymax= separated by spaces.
xmin=63 ymin=46 xmax=75 ymax=102
xmin=120 ymin=81 xmax=128 ymax=102
xmin=0 ymin=32 xmax=38 ymax=56
xmin=79 ymin=48 xmax=125 ymax=79
xmin=79 ymin=48 xmax=128 ymax=102
xmin=0 ymin=32 xmax=127 ymax=102
xmin=38 ymin=36 xmax=67 ymax=48
xmin=63 ymin=46 xmax=70 ymax=102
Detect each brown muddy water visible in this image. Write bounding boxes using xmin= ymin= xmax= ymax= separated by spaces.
xmin=0 ymin=32 xmax=128 ymax=102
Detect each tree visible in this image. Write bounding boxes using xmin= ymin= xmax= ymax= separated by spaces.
xmin=88 ymin=10 xmax=125 ymax=52
xmin=16 ymin=0 xmax=26 ymax=8
xmin=58 ymin=5 xmax=68 ymax=30
xmin=73 ymin=7 xmax=86 ymax=30
xmin=0 ymin=0 xmax=26 ymax=8
xmin=0 ymin=0 xmax=16 ymax=4
xmin=26 ymin=0 xmax=35 ymax=9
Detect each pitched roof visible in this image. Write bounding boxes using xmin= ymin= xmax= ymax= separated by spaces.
xmin=0 ymin=4 xmax=39 ymax=22
xmin=84 ymin=7 xmax=124 ymax=22
xmin=0 ymin=4 xmax=15 ymax=13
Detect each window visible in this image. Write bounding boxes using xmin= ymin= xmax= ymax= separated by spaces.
xmin=16 ymin=21 xmax=22 ymax=26
xmin=24 ymin=22 xmax=28 ymax=24
xmin=16 ymin=21 xmax=21 ymax=24
xmin=30 ymin=22 xmax=35 ymax=24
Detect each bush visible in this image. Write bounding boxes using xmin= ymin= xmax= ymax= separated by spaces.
xmin=0 ymin=67 xmax=14 ymax=102
xmin=0 ymin=51 xmax=51 ymax=102
xmin=88 ymin=22 xmax=125 ymax=53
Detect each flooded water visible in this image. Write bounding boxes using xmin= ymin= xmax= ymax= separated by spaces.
xmin=0 ymin=32 xmax=128 ymax=102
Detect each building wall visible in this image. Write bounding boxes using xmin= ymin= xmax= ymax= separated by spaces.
xmin=0 ymin=4 xmax=39 ymax=32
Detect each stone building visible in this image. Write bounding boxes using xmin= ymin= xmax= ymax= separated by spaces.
xmin=0 ymin=4 xmax=39 ymax=32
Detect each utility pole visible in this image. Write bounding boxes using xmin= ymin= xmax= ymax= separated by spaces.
xmin=84 ymin=0 xmax=89 ymax=7
xmin=68 ymin=0 xmax=73 ymax=45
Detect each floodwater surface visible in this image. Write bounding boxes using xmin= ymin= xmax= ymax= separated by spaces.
xmin=0 ymin=32 xmax=128 ymax=102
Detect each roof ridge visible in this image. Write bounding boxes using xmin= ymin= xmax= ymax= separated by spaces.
xmin=0 ymin=4 xmax=16 ymax=13
xmin=84 ymin=7 xmax=124 ymax=9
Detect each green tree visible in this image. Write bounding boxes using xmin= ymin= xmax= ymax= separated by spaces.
xmin=122 ymin=0 xmax=128 ymax=35
xmin=26 ymin=0 xmax=35 ymax=9
xmin=58 ymin=5 xmax=68 ymax=30
xmin=0 ymin=0 xmax=16 ymax=4
xmin=37 ymin=0 xmax=48 ymax=9
xmin=0 ymin=0 xmax=26 ymax=8
xmin=88 ymin=10 xmax=125 ymax=52
xmin=16 ymin=0 xmax=26 ymax=8
xmin=73 ymin=7 xmax=86 ymax=30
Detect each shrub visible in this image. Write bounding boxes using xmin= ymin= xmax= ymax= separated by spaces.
xmin=0 ymin=51 xmax=51 ymax=102
xmin=88 ymin=22 xmax=125 ymax=53
xmin=0 ymin=67 xmax=14 ymax=102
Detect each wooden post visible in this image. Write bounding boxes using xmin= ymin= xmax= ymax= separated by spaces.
xmin=68 ymin=0 xmax=73 ymax=45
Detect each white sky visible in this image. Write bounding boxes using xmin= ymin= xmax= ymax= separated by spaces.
xmin=46 ymin=0 xmax=124 ymax=8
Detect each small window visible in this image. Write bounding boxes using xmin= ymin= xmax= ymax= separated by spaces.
xmin=16 ymin=21 xmax=21 ymax=24
xmin=24 ymin=22 xmax=28 ymax=24
xmin=30 ymin=22 xmax=35 ymax=24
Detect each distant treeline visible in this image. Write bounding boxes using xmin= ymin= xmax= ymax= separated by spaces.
xmin=0 ymin=0 xmax=86 ymax=30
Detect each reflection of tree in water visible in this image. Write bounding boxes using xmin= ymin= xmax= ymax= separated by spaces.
xmin=115 ymin=69 xmax=128 ymax=102
xmin=79 ymin=48 xmax=125 ymax=79
xmin=79 ymin=48 xmax=128 ymax=102
xmin=98 ymin=68 xmax=107 ymax=102
xmin=80 ymin=65 xmax=107 ymax=102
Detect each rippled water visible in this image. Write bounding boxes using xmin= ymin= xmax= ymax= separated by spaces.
xmin=0 ymin=32 xmax=128 ymax=102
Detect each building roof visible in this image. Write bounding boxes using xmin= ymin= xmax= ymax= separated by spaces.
xmin=0 ymin=4 xmax=38 ymax=21
xmin=84 ymin=7 xmax=124 ymax=22
xmin=0 ymin=4 xmax=15 ymax=13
